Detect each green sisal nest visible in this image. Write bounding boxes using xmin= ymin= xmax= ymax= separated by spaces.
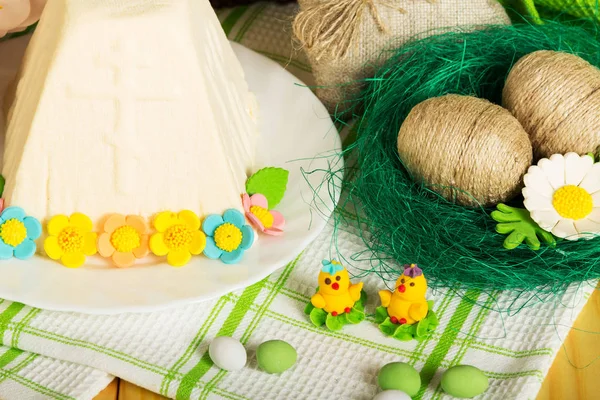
xmin=339 ymin=20 xmax=600 ymax=295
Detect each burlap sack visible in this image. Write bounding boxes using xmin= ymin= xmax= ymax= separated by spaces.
xmin=209 ymin=0 xmax=293 ymax=7
xmin=293 ymin=0 xmax=510 ymax=114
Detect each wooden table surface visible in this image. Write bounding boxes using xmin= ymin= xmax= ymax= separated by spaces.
xmin=94 ymin=288 xmax=600 ymax=400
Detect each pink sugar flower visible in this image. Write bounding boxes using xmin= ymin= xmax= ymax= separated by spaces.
xmin=242 ymin=193 xmax=285 ymax=236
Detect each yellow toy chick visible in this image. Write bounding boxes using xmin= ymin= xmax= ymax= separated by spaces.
xmin=379 ymin=264 xmax=428 ymax=325
xmin=311 ymin=260 xmax=364 ymax=316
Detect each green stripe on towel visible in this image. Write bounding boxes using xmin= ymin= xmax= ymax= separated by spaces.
xmin=0 ymin=348 xmax=23 ymax=369
xmin=200 ymin=255 xmax=300 ymax=399
xmin=0 ymin=303 xmax=26 ymax=339
xmin=176 ymin=280 xmax=266 ymax=399
xmin=415 ymin=290 xmax=481 ymax=399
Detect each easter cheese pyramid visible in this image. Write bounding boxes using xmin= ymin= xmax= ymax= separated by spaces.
xmin=2 ymin=0 xmax=258 ymax=224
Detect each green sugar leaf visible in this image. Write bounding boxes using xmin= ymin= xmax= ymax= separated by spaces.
xmin=355 ymin=290 xmax=367 ymax=311
xmin=361 ymin=290 xmax=367 ymax=302
xmin=346 ymin=308 xmax=365 ymax=324
xmin=246 ymin=167 xmax=289 ymax=208
xmin=379 ymin=318 xmax=397 ymax=336
xmin=325 ymin=313 xmax=345 ymax=331
xmin=0 ymin=175 xmax=5 ymax=198
xmin=304 ymin=301 xmax=315 ymax=315
xmin=426 ymin=305 xmax=439 ymax=329
xmin=375 ymin=306 xmax=389 ymax=324
xmin=309 ymin=307 xmax=327 ymax=327
xmin=424 ymin=301 xmax=439 ymax=328
xmin=392 ymin=324 xmax=414 ymax=341
xmin=416 ymin=318 xmax=430 ymax=337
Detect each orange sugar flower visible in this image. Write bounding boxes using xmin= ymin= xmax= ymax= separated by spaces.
xmin=97 ymin=214 xmax=150 ymax=268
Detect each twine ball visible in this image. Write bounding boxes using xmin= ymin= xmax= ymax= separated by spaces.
xmin=397 ymin=95 xmax=533 ymax=207
xmin=503 ymin=50 xmax=600 ymax=159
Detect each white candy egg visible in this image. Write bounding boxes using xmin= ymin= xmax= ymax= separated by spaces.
xmin=373 ymin=390 xmax=412 ymax=400
xmin=208 ymin=336 xmax=247 ymax=371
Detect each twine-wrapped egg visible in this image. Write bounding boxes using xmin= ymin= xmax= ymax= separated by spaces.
xmin=397 ymin=94 xmax=533 ymax=207
xmin=503 ymin=50 xmax=600 ymax=159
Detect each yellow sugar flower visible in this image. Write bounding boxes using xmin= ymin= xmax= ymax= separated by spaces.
xmin=44 ymin=213 xmax=97 ymax=268
xmin=149 ymin=210 xmax=206 ymax=267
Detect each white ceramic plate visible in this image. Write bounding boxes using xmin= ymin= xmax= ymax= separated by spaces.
xmin=0 ymin=37 xmax=341 ymax=314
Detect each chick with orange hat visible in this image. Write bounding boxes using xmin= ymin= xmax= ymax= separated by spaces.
xmin=375 ymin=264 xmax=438 ymax=341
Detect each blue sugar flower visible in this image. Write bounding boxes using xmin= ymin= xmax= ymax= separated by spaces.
xmin=0 ymin=207 xmax=42 ymax=260
xmin=202 ymin=209 xmax=254 ymax=264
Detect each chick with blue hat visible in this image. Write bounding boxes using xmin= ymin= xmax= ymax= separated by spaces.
xmin=304 ymin=259 xmax=366 ymax=331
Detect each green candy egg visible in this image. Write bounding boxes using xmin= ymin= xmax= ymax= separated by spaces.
xmin=441 ymin=365 xmax=489 ymax=398
xmin=377 ymin=362 xmax=421 ymax=396
xmin=256 ymin=340 xmax=297 ymax=374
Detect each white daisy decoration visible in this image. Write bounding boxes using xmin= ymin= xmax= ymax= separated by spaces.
xmin=523 ymin=153 xmax=600 ymax=241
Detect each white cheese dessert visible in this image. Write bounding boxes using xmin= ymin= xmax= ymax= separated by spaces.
xmin=2 ymin=0 xmax=258 ymax=226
